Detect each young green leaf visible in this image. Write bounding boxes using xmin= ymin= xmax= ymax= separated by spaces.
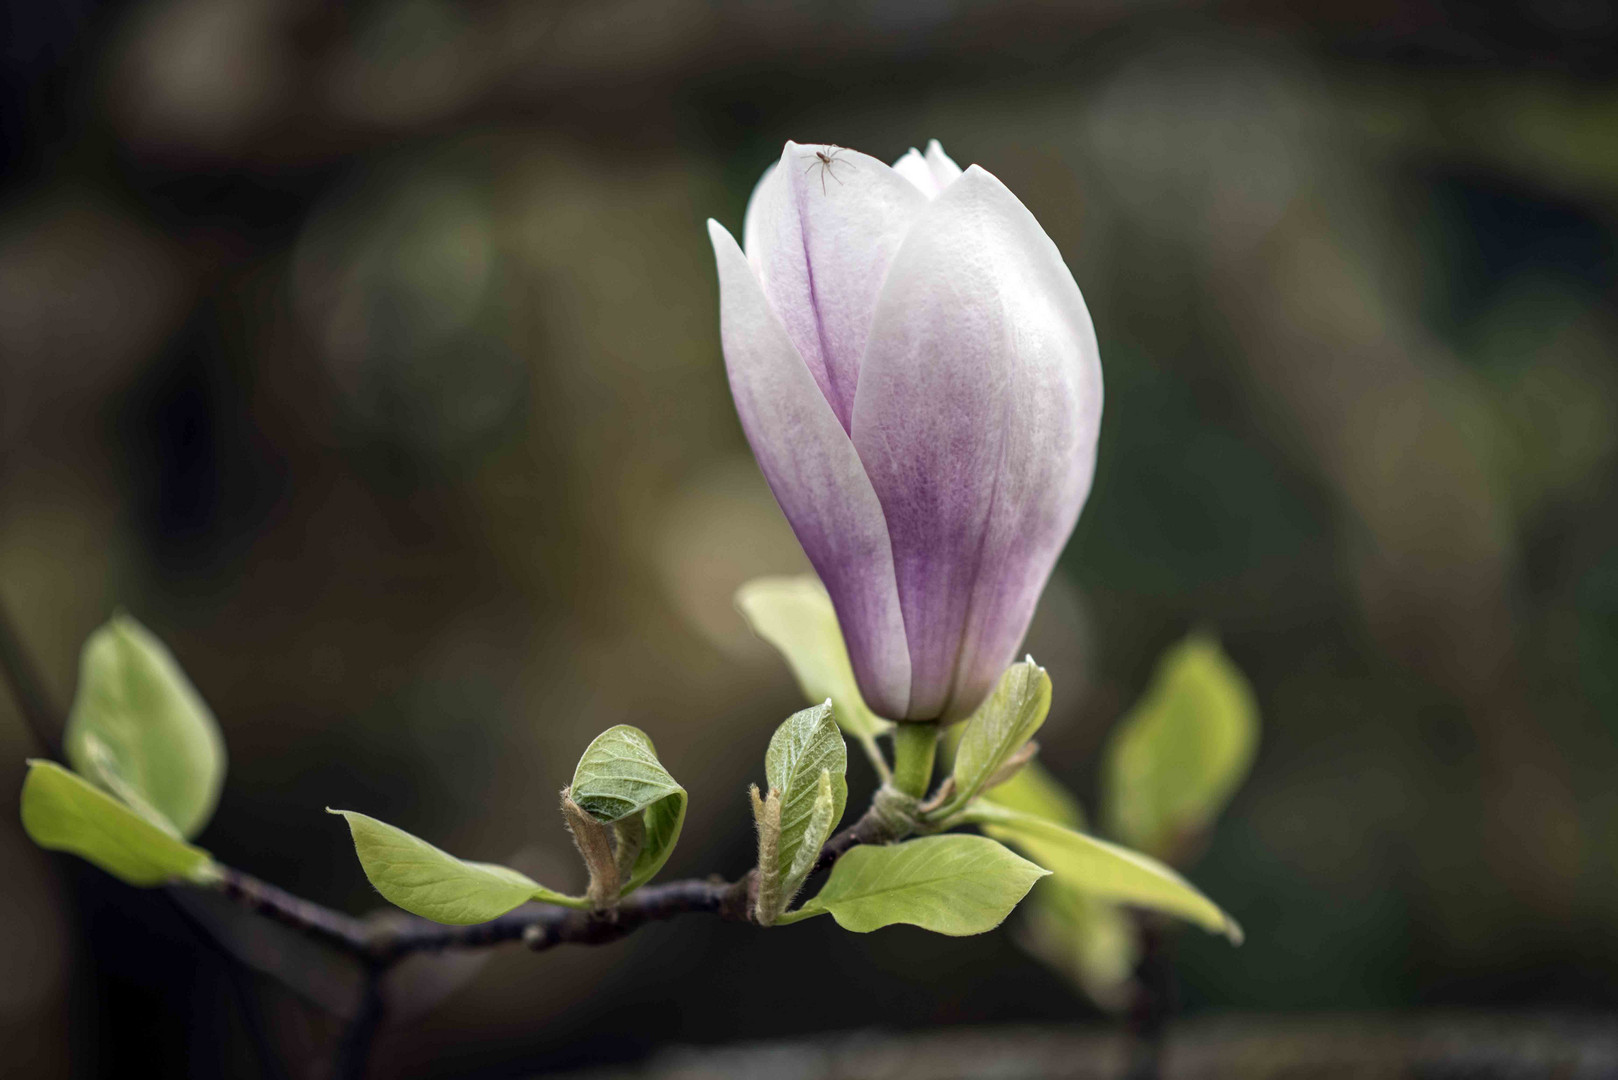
xmin=785 ymin=770 xmax=837 ymax=892
xmin=780 ymin=834 xmax=1049 ymax=936
xmin=330 ymin=809 xmax=586 ymax=924
xmin=736 ymin=576 xmax=892 ymax=742
xmin=1102 ymin=633 xmax=1259 ymax=859
xmin=20 ymin=760 xmax=217 ymax=886
xmin=64 ymin=615 xmax=227 ymax=839
xmin=570 ymin=725 xmax=687 ymax=895
xmin=967 ymin=802 xmax=1242 ymax=943
xmin=765 ymin=702 xmax=848 ymax=903
xmin=949 ymin=659 xmax=1051 ymax=810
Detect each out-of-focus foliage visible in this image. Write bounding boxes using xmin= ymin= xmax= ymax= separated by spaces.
xmin=1102 ymin=634 xmax=1258 ymax=861
xmin=64 ymin=615 xmax=226 ymax=839
xmin=737 ymin=577 xmax=892 ymax=742
xmin=971 ymin=802 xmax=1241 ymax=944
xmin=985 ymin=763 xmax=1139 ymax=1009
xmin=5 ymin=0 xmax=1618 ymax=1074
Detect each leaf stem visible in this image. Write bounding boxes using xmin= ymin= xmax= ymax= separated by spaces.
xmin=335 ymin=961 xmax=387 ymax=1080
xmin=890 ymin=721 xmax=939 ymax=799
xmin=856 ymin=731 xmax=892 ymax=783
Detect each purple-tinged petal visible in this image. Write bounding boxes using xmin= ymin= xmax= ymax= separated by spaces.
xmin=850 ymin=166 xmax=1102 ymax=720
xmin=742 ymin=142 xmax=927 ymax=432
xmin=708 ymin=219 xmax=913 ymax=719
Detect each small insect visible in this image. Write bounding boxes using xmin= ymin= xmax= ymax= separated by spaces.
xmin=804 ymin=145 xmax=854 ymax=194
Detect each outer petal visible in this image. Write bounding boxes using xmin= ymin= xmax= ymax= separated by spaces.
xmin=742 ymin=159 xmax=777 ymax=265
xmin=743 ymin=142 xmax=927 ymax=431
xmin=850 ymin=166 xmax=1102 ymax=720
xmin=923 ymin=140 xmax=964 ymax=191
xmin=709 ymin=220 xmax=913 ymax=719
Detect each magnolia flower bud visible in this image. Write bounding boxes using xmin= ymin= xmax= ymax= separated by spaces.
xmin=708 ymin=140 xmax=1102 ymax=722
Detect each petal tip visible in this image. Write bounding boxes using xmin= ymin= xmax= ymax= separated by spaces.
xmin=707 ymin=217 xmax=739 ymax=251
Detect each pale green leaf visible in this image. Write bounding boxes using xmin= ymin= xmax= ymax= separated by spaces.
xmin=736 ymin=576 xmax=892 ymax=741
xmin=331 ymin=809 xmax=585 ymax=924
xmin=984 ymin=759 xmax=1085 ymax=829
xmin=950 ymin=660 xmax=1051 ymax=809
xmin=765 ymin=702 xmax=847 ymax=902
xmin=783 ymin=834 xmax=1048 ymax=936
xmin=571 ymin=725 xmax=687 ymax=894
xmin=1102 ymin=633 xmax=1259 ymax=858
xmin=20 ymin=760 xmax=217 ymax=886
xmin=64 ymin=615 xmax=227 ymax=839
xmin=969 ymin=802 xmax=1242 ymax=943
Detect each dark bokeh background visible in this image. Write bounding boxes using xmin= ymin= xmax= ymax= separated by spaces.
xmin=4 ymin=1 xmax=1618 ymax=1076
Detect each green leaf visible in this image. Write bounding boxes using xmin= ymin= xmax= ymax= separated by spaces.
xmin=782 ymin=834 xmax=1049 ymax=936
xmin=570 ymin=725 xmax=687 ymax=894
xmin=765 ymin=702 xmax=848 ymax=903
xmin=331 ymin=809 xmax=585 ymax=924
xmin=736 ymin=576 xmax=892 ymax=741
xmin=20 ymin=760 xmax=217 ymax=886
xmin=64 ymin=615 xmax=226 ymax=839
xmin=950 ymin=659 xmax=1051 ymax=809
xmin=1102 ymin=633 xmax=1259 ymax=859
xmin=969 ymin=802 xmax=1242 ymax=943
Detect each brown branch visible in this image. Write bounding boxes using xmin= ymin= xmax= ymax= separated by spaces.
xmin=215 ymin=866 xmax=374 ymax=954
xmin=0 ymin=598 xmax=902 ymax=974
xmin=209 ymin=809 xmax=898 ymax=965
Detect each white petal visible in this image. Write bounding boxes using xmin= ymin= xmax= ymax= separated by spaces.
xmin=924 ymin=140 xmax=964 ymax=192
xmin=708 ymin=219 xmax=912 ymax=719
xmin=850 ymin=167 xmax=1102 ymax=720
xmin=745 ymin=141 xmax=928 ymax=431
xmin=892 ymin=148 xmax=941 ymax=199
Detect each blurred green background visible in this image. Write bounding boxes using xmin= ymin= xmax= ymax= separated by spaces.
xmin=3 ymin=0 xmax=1617 ymax=1076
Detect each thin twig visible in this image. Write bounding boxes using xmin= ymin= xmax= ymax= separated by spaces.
xmin=855 ymin=731 xmax=892 ymax=784
xmin=0 ymin=594 xmax=63 ymax=757
xmin=165 ymin=893 xmax=291 ymax=1080
xmin=216 ymin=867 xmax=374 ymax=954
xmin=333 ymin=963 xmax=385 ymax=1080
xmin=214 ymin=867 xmax=752 ymax=963
xmin=1124 ymin=917 xmax=1174 ymax=1080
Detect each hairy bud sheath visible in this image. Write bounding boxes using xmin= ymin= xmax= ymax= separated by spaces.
xmin=561 ymin=788 xmax=620 ymax=910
